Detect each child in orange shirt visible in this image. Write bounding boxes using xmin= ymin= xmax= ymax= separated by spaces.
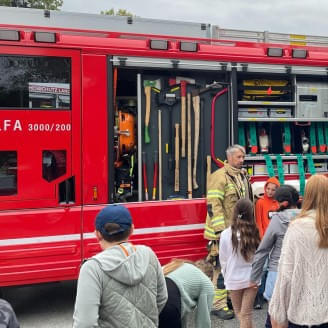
xmin=255 ymin=177 xmax=280 ymax=239
xmin=254 ymin=176 xmax=280 ymax=309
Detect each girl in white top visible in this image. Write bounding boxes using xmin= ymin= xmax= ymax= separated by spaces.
xmin=269 ymin=175 xmax=328 ymax=328
xmin=219 ymin=198 xmax=260 ymax=328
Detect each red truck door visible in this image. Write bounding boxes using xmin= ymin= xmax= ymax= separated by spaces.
xmin=0 ymin=46 xmax=82 ymax=286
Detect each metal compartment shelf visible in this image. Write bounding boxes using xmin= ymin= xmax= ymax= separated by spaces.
xmin=238 ymin=117 xmax=328 ymax=122
xmin=238 ymin=101 xmax=296 ymax=106
xmin=245 ymin=155 xmax=328 ymax=161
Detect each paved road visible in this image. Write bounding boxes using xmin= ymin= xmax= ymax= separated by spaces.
xmin=2 ymin=281 xmax=267 ymax=327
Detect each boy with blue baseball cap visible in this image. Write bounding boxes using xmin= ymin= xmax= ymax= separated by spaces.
xmin=73 ymin=204 xmax=168 ymax=328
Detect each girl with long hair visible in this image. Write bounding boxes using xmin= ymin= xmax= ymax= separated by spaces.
xmin=159 ymin=259 xmax=214 ymax=328
xmin=269 ymin=175 xmax=328 ymax=328
xmin=219 ymin=198 xmax=260 ymax=328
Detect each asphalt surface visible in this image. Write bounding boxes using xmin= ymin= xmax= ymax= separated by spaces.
xmin=2 ymin=281 xmax=267 ymax=327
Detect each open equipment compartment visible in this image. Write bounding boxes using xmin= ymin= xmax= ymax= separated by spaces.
xmin=111 ymin=64 xmax=230 ymax=202
xmin=237 ymin=68 xmax=328 ymax=183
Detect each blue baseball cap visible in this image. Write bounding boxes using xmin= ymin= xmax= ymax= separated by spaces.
xmin=95 ymin=204 xmax=132 ymax=237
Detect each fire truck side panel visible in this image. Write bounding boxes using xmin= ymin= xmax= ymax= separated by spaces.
xmin=81 ymin=53 xmax=109 ymax=205
xmin=81 ymin=200 xmax=207 ymax=263
xmin=0 ymin=207 xmax=82 ymax=286
xmin=0 ymin=46 xmax=83 ymax=286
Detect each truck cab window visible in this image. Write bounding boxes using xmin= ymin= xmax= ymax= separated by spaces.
xmin=42 ymin=150 xmax=66 ymax=182
xmin=0 ymin=151 xmax=17 ymax=196
xmin=0 ymin=56 xmax=71 ymax=109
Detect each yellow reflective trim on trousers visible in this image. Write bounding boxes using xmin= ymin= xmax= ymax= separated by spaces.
xmin=215 ymin=292 xmax=227 ymax=299
xmin=215 ymin=289 xmax=227 ymax=296
xmin=215 ymin=295 xmax=227 ymax=300
xmin=204 ymin=227 xmax=216 ymax=239
xmin=212 ymin=216 xmax=225 ymax=227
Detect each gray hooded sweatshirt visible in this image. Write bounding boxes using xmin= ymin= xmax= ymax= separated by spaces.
xmin=0 ymin=299 xmax=19 ymax=328
xmin=251 ymin=209 xmax=300 ymax=283
xmin=73 ymin=243 xmax=168 ymax=328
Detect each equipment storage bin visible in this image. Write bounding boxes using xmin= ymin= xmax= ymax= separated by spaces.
xmin=252 ymin=162 xmax=288 ymax=176
xmin=288 ymin=161 xmax=299 ymax=174
xmin=312 ymin=161 xmax=328 ymax=172
xmin=238 ymin=108 xmax=268 ymax=118
xmin=296 ymin=82 xmax=328 ymax=118
xmin=269 ymin=108 xmax=292 ymax=118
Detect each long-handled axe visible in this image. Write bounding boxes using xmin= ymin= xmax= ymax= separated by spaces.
xmin=187 ymin=92 xmax=192 ymax=199
xmin=174 ymin=123 xmax=180 ymax=192
xmin=143 ymin=78 xmax=161 ymax=144
xmin=191 ymin=91 xmax=200 ymax=190
xmin=169 ymin=77 xmax=195 ymax=157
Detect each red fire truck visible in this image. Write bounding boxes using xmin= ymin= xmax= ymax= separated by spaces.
xmin=1 ymin=7 xmax=328 ymax=287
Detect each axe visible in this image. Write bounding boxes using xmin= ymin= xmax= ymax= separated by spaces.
xmin=187 ymin=92 xmax=192 ymax=199
xmin=174 ymin=123 xmax=180 ymax=192
xmin=143 ymin=79 xmax=161 ymax=144
xmin=169 ymin=77 xmax=195 ymax=157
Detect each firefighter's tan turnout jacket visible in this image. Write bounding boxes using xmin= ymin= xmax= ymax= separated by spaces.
xmin=204 ymin=161 xmax=252 ymax=240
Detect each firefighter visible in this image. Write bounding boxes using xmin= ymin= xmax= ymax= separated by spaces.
xmin=204 ymin=144 xmax=253 ymax=320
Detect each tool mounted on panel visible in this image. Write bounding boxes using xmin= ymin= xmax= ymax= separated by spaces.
xmin=143 ymin=78 xmax=161 ymax=144
xmin=158 ymin=110 xmax=163 ymax=200
xmin=152 ymin=150 xmax=159 ymax=200
xmin=158 ymin=87 xmax=179 ymax=171
xmin=169 ymin=76 xmax=195 ymax=158
xmin=187 ymin=92 xmax=192 ymax=199
xmin=191 ymin=81 xmax=224 ymax=188
xmin=142 ymin=152 xmax=149 ymax=201
xmin=210 ymin=86 xmax=229 ymax=168
xmin=174 ymin=123 xmax=180 ymax=192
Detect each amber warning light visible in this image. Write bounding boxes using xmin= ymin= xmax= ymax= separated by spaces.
xmin=93 ymin=186 xmax=98 ymax=201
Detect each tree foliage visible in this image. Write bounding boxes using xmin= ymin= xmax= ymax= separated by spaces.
xmin=101 ymin=8 xmax=134 ymax=16
xmin=0 ymin=0 xmax=63 ymax=10
xmin=0 ymin=0 xmax=14 ymax=5
xmin=27 ymin=0 xmax=63 ymax=10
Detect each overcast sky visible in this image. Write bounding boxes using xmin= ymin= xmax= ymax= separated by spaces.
xmin=61 ymin=0 xmax=328 ymax=36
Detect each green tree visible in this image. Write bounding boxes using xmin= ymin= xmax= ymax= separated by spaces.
xmin=27 ymin=0 xmax=63 ymax=10
xmin=101 ymin=8 xmax=134 ymax=16
xmin=0 ymin=0 xmax=15 ymax=5
xmin=0 ymin=0 xmax=63 ymax=10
